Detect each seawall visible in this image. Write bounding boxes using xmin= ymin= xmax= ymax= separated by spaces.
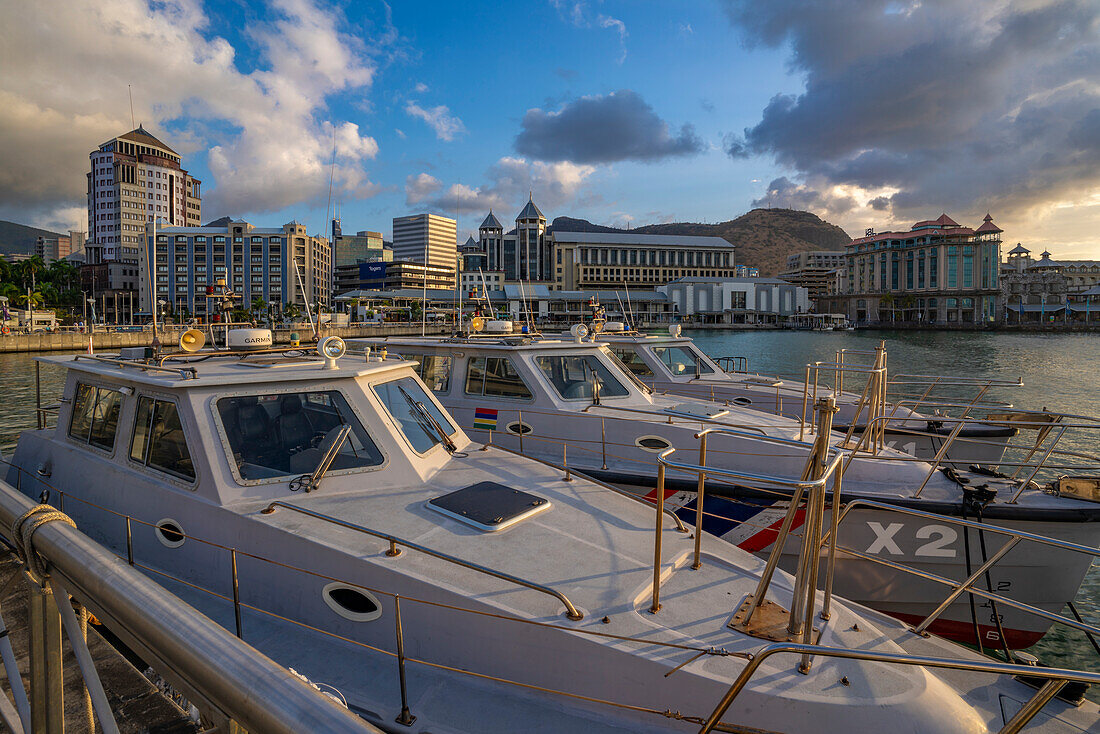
xmin=0 ymin=325 xmax=448 ymax=354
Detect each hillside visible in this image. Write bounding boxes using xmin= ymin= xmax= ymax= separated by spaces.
xmin=0 ymin=220 xmax=63 ymax=257
xmin=549 ymin=208 xmax=852 ymax=277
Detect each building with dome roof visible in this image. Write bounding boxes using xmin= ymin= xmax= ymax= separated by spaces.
xmin=825 ymin=213 xmax=1003 ymax=325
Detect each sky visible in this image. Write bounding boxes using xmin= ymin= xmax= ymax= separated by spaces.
xmin=1 ymin=0 xmax=1099 ymax=258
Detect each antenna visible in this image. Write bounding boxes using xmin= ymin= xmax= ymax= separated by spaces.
xmin=624 ymin=282 xmax=635 ymax=329
xmin=128 ymin=85 xmax=135 ymax=129
xmin=293 ymin=258 xmax=318 ymax=340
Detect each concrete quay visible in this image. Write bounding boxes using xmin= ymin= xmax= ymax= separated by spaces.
xmin=0 ymin=325 xmax=447 ymax=354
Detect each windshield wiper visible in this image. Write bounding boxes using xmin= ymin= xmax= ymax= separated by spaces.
xmin=291 ymin=424 xmax=351 ymax=493
xmin=398 ymin=386 xmax=457 ymax=453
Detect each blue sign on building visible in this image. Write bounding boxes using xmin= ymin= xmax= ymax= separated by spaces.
xmin=359 ymin=262 xmax=386 ymax=289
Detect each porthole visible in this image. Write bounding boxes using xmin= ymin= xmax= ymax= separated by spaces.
xmin=322 ymin=582 xmax=382 ymax=622
xmin=506 ymin=421 xmax=532 ymax=435
xmin=155 ymin=518 xmax=186 ymax=548
xmin=636 ymin=435 xmax=672 ymax=453
xmin=731 ymin=397 xmax=752 ymax=406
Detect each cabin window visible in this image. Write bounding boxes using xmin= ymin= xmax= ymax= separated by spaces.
xmin=413 ymin=354 xmax=451 ymax=392
xmin=373 ymin=377 xmax=457 ymax=454
xmin=69 ymin=383 xmax=123 ymax=451
xmin=215 ymin=391 xmax=383 ymax=481
xmin=535 ymin=355 xmax=629 ymax=400
xmin=652 ymin=346 xmax=714 ymax=376
xmin=609 ymin=347 xmax=654 ymax=377
xmin=322 ymin=582 xmax=382 ymax=622
xmin=465 ymin=357 xmax=532 ymax=400
xmin=130 ymin=397 xmax=195 ymax=480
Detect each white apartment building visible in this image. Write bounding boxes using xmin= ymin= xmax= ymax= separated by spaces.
xmin=87 ymin=126 xmax=201 ymax=263
xmin=139 ymin=219 xmax=331 ymax=317
xmin=392 ymin=213 xmax=457 ymax=287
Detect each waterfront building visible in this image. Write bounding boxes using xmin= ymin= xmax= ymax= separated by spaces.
xmin=476 ymin=199 xmax=553 ymax=283
xmin=1000 ymin=244 xmax=1100 ymax=323
xmin=86 ymin=126 xmax=201 ymax=264
xmin=472 ymin=198 xmax=740 ymax=289
xmin=832 ymin=213 xmax=1003 ymax=325
xmin=658 ymin=277 xmax=809 ymax=325
xmin=80 ymin=261 xmax=142 ymax=323
xmin=347 ymin=260 xmax=458 ymax=292
xmin=552 ymin=232 xmax=737 ymax=290
xmin=331 ymin=218 xmax=390 ymax=296
xmin=139 ymin=218 xmax=332 ymax=318
xmin=336 ymin=285 xmax=675 ymax=324
xmin=392 ymin=213 xmax=457 ymax=288
xmin=35 ymin=230 xmax=86 ymax=264
xmin=778 ymin=251 xmax=845 ymax=301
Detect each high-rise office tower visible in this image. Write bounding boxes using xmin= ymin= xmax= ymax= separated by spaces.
xmin=392 ymin=213 xmax=457 ymax=288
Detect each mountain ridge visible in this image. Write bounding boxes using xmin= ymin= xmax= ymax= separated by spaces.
xmin=0 ymin=220 xmax=64 ymax=257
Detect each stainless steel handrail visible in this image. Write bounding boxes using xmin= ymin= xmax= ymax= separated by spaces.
xmin=0 ymin=480 xmax=377 ymax=734
xmin=260 ymin=501 xmax=584 ymax=620
xmin=71 ymin=354 xmax=198 ymax=379
xmin=844 ymin=413 xmax=1100 ymax=500
xmin=824 ymin=499 xmax=1100 ymax=641
xmin=699 ymin=642 xmax=1100 ymax=734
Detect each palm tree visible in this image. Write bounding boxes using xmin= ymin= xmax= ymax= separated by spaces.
xmin=878 ymin=294 xmax=895 ymax=324
xmin=18 ymin=256 xmax=46 ymax=291
xmin=284 ymin=301 xmax=302 ymax=321
xmin=250 ymin=296 xmax=267 ymax=326
xmin=16 ymin=291 xmax=44 ymax=310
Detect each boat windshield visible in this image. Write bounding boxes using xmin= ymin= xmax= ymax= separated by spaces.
xmin=373 ymin=377 xmax=457 ymax=454
xmin=608 ymin=346 xmax=654 ymax=378
xmin=216 ymin=391 xmax=383 ymax=481
xmin=601 ymin=347 xmax=653 ymax=394
xmin=535 ymin=354 xmax=630 ymax=400
xmin=651 ymin=345 xmax=715 ymax=376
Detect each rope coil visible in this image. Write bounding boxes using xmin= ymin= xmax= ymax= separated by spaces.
xmin=11 ymin=504 xmax=75 ymax=582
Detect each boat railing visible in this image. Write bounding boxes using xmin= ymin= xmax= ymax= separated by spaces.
xmin=822 ymin=498 xmax=1100 ymax=649
xmin=714 ymin=356 xmax=748 ymax=373
xmin=4 ymin=453 xmax=1097 ymax=733
xmin=651 ymin=400 xmax=848 ymax=671
xmin=259 ymin=501 xmax=584 ymax=620
xmin=0 ymin=474 xmax=378 ymax=734
xmin=699 ymin=642 xmax=1100 ymax=734
xmin=70 ymin=353 xmax=199 ymax=379
xmin=843 ymin=412 xmax=1100 ymax=501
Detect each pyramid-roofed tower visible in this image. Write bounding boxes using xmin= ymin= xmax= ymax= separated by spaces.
xmin=516 ymin=194 xmax=545 ymax=222
xmin=480 ymin=210 xmax=503 ymax=230
xmin=975 ymin=213 xmax=1003 ymax=234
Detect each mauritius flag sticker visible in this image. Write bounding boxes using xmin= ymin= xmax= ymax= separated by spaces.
xmin=474 ymin=408 xmax=499 ymax=430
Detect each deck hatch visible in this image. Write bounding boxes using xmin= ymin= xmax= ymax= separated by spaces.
xmin=427 ymin=482 xmax=550 ymax=531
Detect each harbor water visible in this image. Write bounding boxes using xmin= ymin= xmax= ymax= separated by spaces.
xmin=1 ymin=330 xmax=1097 ymax=681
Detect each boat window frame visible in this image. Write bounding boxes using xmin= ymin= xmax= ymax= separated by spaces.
xmin=66 ymin=380 xmax=126 ymax=456
xmin=210 ymin=385 xmax=389 ymax=488
xmin=607 ymin=344 xmax=656 ymax=380
xmin=649 ymin=343 xmax=716 ymax=376
xmin=408 ymin=351 xmax=454 ymax=395
xmin=370 ymin=374 xmax=458 ymax=457
xmin=126 ymin=392 xmax=199 ymax=486
xmin=600 ymin=346 xmax=653 ymax=394
xmin=534 ymin=352 xmax=633 ymax=402
xmin=463 ymin=355 xmax=535 ymax=402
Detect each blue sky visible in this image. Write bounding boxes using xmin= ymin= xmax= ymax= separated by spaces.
xmin=3 ymin=0 xmax=1099 ymax=256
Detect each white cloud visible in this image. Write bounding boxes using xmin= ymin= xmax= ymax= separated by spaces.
xmin=0 ymin=0 xmax=386 ymax=227
xmin=395 ymin=128 xmax=407 ymax=139
xmin=405 ymin=173 xmax=442 ymax=205
xmin=414 ymin=82 xmax=429 ymax=93
xmin=404 ymin=102 xmax=466 ymax=142
xmin=413 ymin=156 xmax=596 ymax=215
xmin=597 ymin=15 xmax=628 ymax=63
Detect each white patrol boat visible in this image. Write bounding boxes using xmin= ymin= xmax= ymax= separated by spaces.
xmin=7 ymin=330 xmax=1100 ymax=733
xmin=595 ymin=325 xmax=1024 ymax=467
xmin=355 ymin=325 xmax=1100 ymax=650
